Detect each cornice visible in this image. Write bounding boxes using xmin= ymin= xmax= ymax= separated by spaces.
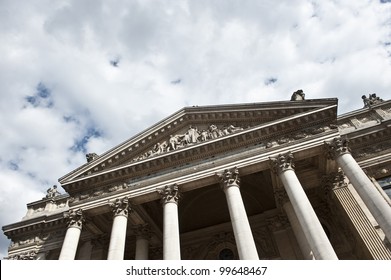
xmin=2 ymin=213 xmax=66 ymax=239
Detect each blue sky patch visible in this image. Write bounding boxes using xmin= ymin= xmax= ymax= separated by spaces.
xmin=265 ymin=77 xmax=278 ymax=85
xmin=25 ymin=82 xmax=54 ymax=108
xmin=71 ymin=127 xmax=102 ymax=153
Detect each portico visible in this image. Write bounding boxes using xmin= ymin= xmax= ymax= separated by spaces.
xmin=4 ymin=96 xmax=391 ymax=260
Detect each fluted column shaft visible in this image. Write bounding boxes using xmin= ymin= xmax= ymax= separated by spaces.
xmin=107 ymin=197 xmax=131 ymax=260
xmin=218 ymin=168 xmax=259 ymax=260
xmin=158 ymin=185 xmax=181 ymax=260
xmin=327 ymin=138 xmax=391 ymax=243
xmin=271 ymin=153 xmax=338 ymax=260
xmin=59 ymin=209 xmax=84 ymax=260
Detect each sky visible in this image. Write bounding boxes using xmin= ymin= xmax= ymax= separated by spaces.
xmin=1 ymin=0 xmax=391 ymax=259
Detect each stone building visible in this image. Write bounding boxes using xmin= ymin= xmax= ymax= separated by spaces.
xmin=3 ymin=93 xmax=391 ymax=260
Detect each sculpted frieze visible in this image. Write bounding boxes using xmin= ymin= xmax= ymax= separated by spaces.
xmin=131 ymin=124 xmax=245 ymax=162
xmin=129 ymin=123 xmax=334 ymax=164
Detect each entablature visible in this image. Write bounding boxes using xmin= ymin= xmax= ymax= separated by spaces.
xmin=66 ymin=130 xmax=339 ymax=211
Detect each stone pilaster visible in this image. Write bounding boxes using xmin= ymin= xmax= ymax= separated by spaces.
xmin=322 ymin=171 xmax=391 ymax=259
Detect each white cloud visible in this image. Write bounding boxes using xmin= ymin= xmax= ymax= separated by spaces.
xmin=1 ymin=0 xmax=391 ymax=258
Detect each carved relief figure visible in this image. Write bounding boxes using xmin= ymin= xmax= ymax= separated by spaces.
xmin=187 ymin=125 xmax=199 ymax=143
xmin=291 ymin=89 xmax=305 ymax=101
xmin=362 ymin=93 xmax=383 ymax=108
xmin=45 ymin=185 xmax=60 ymax=198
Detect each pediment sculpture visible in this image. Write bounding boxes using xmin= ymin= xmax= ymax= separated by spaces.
xmin=131 ymin=124 xmax=244 ymax=162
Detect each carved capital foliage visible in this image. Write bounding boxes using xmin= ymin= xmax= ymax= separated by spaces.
xmin=269 ymin=152 xmax=295 ymax=174
xmin=322 ymin=170 xmax=347 ymax=193
xmin=325 ymin=137 xmax=351 ymax=160
xmin=64 ymin=209 xmax=85 ymax=229
xmin=158 ymin=184 xmax=181 ymax=204
xmin=217 ymin=167 xmax=240 ymax=189
xmin=110 ymin=197 xmax=132 ymax=217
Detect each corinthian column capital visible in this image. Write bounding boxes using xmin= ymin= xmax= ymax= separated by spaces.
xmin=270 ymin=152 xmax=295 ymax=174
xmin=158 ymin=184 xmax=181 ymax=204
xmin=325 ymin=137 xmax=351 ymax=160
xmin=217 ymin=167 xmax=241 ymax=189
xmin=110 ymin=197 xmax=131 ymax=217
xmin=64 ymin=209 xmax=85 ymax=229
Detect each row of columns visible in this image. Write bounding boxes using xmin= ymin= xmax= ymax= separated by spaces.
xmin=58 ymin=137 xmax=391 ymax=260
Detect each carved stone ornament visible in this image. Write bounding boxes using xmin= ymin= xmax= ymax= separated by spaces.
xmin=217 ymin=167 xmax=241 ymax=189
xmin=290 ymin=89 xmax=305 ymax=101
xmin=158 ymin=184 xmax=181 ymax=204
xmin=86 ymin=152 xmax=99 ymax=162
xmin=44 ymin=185 xmax=61 ymax=199
xmin=7 ymin=250 xmax=38 ymax=260
xmin=362 ymin=93 xmax=383 ymax=108
xmin=64 ymin=208 xmax=85 ymax=229
xmin=110 ymin=197 xmax=131 ymax=217
xmin=131 ymin=124 xmax=244 ymax=163
xmin=325 ymin=137 xmax=351 ymax=160
xmin=321 ymin=170 xmax=348 ymax=198
xmin=269 ymin=152 xmax=295 ymax=174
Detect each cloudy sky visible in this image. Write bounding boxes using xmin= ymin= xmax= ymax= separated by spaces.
xmin=1 ymin=0 xmax=391 ymax=259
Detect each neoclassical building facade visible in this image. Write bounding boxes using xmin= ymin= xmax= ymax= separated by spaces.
xmin=3 ymin=93 xmax=391 ymax=260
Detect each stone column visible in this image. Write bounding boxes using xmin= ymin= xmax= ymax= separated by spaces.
xmin=59 ymin=209 xmax=85 ymax=260
xmin=107 ymin=197 xmax=131 ymax=260
xmin=326 ymin=137 xmax=391 ymax=243
xmin=275 ymin=189 xmax=315 ymax=260
xmin=158 ymin=184 xmax=181 ymax=260
xmin=270 ymin=152 xmax=338 ymax=260
xmin=133 ymin=224 xmax=151 ymax=260
xmin=217 ymin=167 xmax=259 ymax=260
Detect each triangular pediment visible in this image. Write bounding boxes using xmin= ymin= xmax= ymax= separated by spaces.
xmin=59 ymin=98 xmax=338 ymax=193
